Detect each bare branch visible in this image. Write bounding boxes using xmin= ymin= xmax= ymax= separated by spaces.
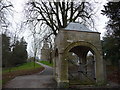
xmin=24 ymin=0 xmax=95 ymax=36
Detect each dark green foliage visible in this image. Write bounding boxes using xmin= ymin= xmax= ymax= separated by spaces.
xmin=101 ymin=2 xmax=120 ymax=36
xmin=102 ymin=35 xmax=120 ymax=65
xmin=12 ymin=37 xmax=28 ymax=66
xmin=2 ymin=34 xmax=28 ymax=67
xmin=2 ymin=34 xmax=11 ymax=67
xmin=102 ymin=2 xmax=120 ymax=65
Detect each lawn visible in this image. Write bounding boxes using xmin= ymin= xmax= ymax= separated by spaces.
xmin=3 ymin=62 xmax=41 ymax=73
xmin=2 ymin=62 xmax=44 ymax=87
xmin=39 ymin=61 xmax=53 ymax=67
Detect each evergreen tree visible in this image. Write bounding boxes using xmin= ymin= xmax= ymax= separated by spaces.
xmin=102 ymin=2 xmax=120 ymax=36
xmin=19 ymin=37 xmax=28 ymax=63
xmin=2 ymin=35 xmax=28 ymax=67
xmin=12 ymin=37 xmax=28 ymax=65
xmin=102 ymin=2 xmax=120 ymax=65
xmin=2 ymin=34 xmax=11 ymax=67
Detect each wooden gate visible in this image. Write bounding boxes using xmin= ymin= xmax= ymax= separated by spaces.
xmin=68 ymin=58 xmax=96 ymax=85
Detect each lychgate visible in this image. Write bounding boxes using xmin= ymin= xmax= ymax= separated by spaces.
xmin=53 ymin=22 xmax=106 ymax=87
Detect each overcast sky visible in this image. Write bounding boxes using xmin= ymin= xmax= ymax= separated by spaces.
xmin=9 ymin=0 xmax=108 ymax=35
xmin=8 ymin=0 xmax=109 ymax=57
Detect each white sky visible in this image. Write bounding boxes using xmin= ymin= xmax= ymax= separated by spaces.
xmin=8 ymin=0 xmax=109 ymax=57
xmin=9 ymin=0 xmax=108 ymax=35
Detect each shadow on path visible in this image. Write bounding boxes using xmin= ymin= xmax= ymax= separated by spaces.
xmin=4 ymin=62 xmax=57 ymax=88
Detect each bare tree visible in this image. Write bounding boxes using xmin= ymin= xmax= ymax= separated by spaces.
xmin=25 ymin=0 xmax=95 ymax=36
xmin=0 ymin=0 xmax=13 ymax=34
xmin=25 ymin=19 xmax=43 ymax=67
xmin=0 ymin=0 xmax=25 ymax=46
xmin=24 ymin=0 xmax=97 ymax=64
xmin=23 ymin=5 xmax=54 ymax=62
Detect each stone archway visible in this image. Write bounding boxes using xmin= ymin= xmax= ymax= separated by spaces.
xmin=64 ymin=41 xmax=102 ymax=85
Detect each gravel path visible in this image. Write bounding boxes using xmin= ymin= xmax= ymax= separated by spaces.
xmin=4 ymin=62 xmax=57 ymax=88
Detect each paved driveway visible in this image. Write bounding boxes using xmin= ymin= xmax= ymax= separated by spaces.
xmin=4 ymin=62 xmax=57 ymax=88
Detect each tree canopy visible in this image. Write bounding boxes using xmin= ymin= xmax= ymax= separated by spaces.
xmin=102 ymin=2 xmax=120 ymax=36
xmin=2 ymin=34 xmax=28 ymax=67
xmin=0 ymin=0 xmax=13 ymax=33
xmin=25 ymin=0 xmax=95 ymax=36
xmin=12 ymin=37 xmax=28 ymax=65
xmin=2 ymin=34 xmax=11 ymax=67
xmin=102 ymin=2 xmax=120 ymax=65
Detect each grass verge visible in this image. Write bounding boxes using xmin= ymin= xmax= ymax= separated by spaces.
xmin=3 ymin=62 xmax=42 ymax=73
xmin=39 ymin=61 xmax=53 ymax=67
xmin=2 ymin=62 xmax=44 ymax=87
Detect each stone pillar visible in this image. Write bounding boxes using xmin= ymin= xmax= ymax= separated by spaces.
xmin=57 ymin=53 xmax=69 ymax=88
xmin=95 ymin=51 xmax=106 ymax=85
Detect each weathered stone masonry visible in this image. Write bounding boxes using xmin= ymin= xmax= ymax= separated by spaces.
xmin=53 ymin=22 xmax=106 ymax=87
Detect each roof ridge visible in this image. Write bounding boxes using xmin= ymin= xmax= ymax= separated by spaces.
xmin=64 ymin=22 xmax=95 ymax=32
